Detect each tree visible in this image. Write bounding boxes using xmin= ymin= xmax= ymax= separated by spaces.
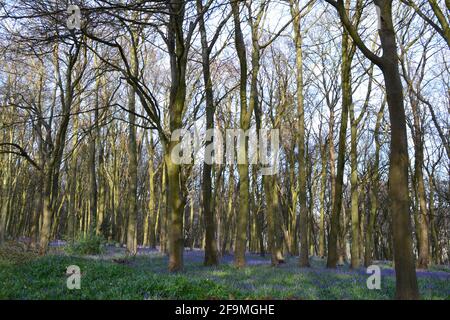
xmin=325 ymin=0 xmax=420 ymax=299
xmin=327 ymin=0 xmax=361 ymax=268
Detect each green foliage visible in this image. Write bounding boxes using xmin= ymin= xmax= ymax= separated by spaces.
xmin=0 ymin=253 xmax=448 ymax=300
xmin=430 ymin=264 xmax=450 ymax=273
xmin=0 ymin=241 xmax=38 ymax=266
xmin=65 ymin=232 xmax=105 ymax=256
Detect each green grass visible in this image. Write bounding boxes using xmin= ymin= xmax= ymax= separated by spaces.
xmin=0 ymin=252 xmax=448 ymax=300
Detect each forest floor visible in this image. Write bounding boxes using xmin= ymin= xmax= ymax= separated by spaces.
xmin=0 ymin=244 xmax=449 ymax=299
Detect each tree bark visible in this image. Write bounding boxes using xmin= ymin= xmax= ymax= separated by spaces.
xmin=126 ymin=32 xmax=139 ymax=256
xmin=365 ymin=101 xmax=385 ymax=267
xmin=290 ymin=0 xmax=310 ymax=267
xmin=197 ymin=0 xmax=219 ymax=266
xmin=327 ymin=25 xmax=354 ymax=268
xmin=231 ymin=0 xmax=251 ymax=268
xmin=375 ymin=0 xmax=419 ymax=299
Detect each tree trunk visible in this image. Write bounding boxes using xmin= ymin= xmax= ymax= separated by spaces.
xmin=319 ymin=135 xmax=327 ymax=258
xmin=409 ymin=91 xmax=430 ymax=269
xmin=231 ymin=0 xmax=250 ymax=268
xmin=126 ymin=35 xmax=139 ymax=255
xmin=327 ymin=26 xmax=354 ymax=268
xmin=375 ymin=0 xmax=419 ymax=299
xmin=147 ymin=134 xmax=156 ymax=248
xmin=290 ymin=0 xmax=310 ymax=267
xmin=349 ymin=87 xmax=360 ymax=269
xmin=197 ymin=0 xmax=219 ymax=266
xmin=365 ymin=101 xmax=385 ymax=267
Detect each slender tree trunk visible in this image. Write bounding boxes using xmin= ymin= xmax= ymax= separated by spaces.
xmin=231 ymin=0 xmax=250 ymax=268
xmin=160 ymin=160 xmax=168 ymax=253
xmin=349 ymin=92 xmax=360 ymax=269
xmin=327 ymin=26 xmax=354 ymax=268
xmin=409 ymin=94 xmax=430 ymax=269
xmin=319 ymin=136 xmax=327 ymax=258
xmin=96 ymin=76 xmax=106 ymax=237
xmin=290 ymin=0 xmax=310 ymax=267
xmin=264 ymin=175 xmax=276 ymax=265
xmin=88 ymin=127 xmax=98 ymax=233
xmin=365 ymin=101 xmax=385 ymax=267
xmin=428 ymin=174 xmax=439 ymax=264
xmin=126 ymin=35 xmax=139 ymax=255
xmin=0 ymin=128 xmax=12 ymax=243
xmin=39 ymin=45 xmax=79 ymax=254
xmin=39 ymin=163 xmax=53 ymax=254
xmin=197 ymin=0 xmax=219 ymax=266
xmin=147 ymin=134 xmax=156 ymax=248
xmin=67 ymin=99 xmax=80 ymax=240
xmin=222 ymin=169 xmax=235 ymax=255
xmin=0 ymin=168 xmax=9 ymax=243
